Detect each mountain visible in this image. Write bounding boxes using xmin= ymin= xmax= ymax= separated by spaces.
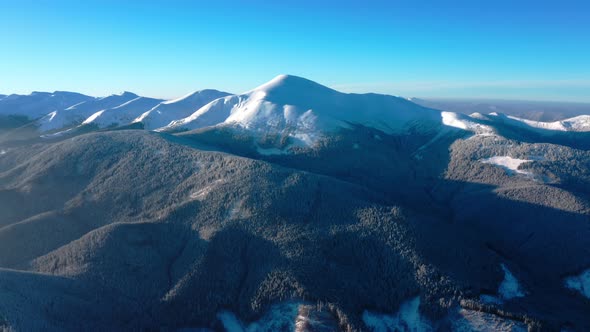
xmin=162 ymin=75 xmax=446 ymax=149
xmin=82 ymin=96 xmax=164 ymax=128
xmin=134 ymin=89 xmax=231 ymax=130
xmin=0 ymin=91 xmax=93 ymax=120
xmin=36 ymin=91 xmax=140 ymax=132
xmin=0 ymin=94 xmax=6 ymax=100
xmin=1 ymin=79 xmax=588 ymax=144
xmin=1 ymin=76 xmax=590 ymax=331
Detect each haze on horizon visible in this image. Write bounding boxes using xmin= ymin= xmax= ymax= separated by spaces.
xmin=1 ymin=0 xmax=589 ymax=102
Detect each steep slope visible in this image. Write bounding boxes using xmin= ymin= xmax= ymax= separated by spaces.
xmin=36 ymin=91 xmax=139 ymax=132
xmin=134 ymin=89 xmax=231 ymax=130
xmin=82 ymin=96 xmax=164 ymax=128
xmin=163 ymin=75 xmax=449 ymax=149
xmin=0 ymin=91 xmax=93 ymax=120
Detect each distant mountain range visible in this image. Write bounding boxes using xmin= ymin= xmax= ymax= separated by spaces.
xmin=1 ymin=76 xmax=589 ymax=331
xmin=2 ymin=75 xmax=590 ymax=150
xmin=410 ymin=97 xmax=590 ymax=122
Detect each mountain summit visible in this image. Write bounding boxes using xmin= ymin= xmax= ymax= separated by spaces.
xmin=163 ymin=75 xmax=444 ymax=148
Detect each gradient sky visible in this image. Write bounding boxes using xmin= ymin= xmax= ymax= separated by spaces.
xmin=1 ymin=0 xmax=589 ymax=101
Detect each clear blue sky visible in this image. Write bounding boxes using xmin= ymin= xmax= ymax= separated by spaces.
xmin=1 ymin=0 xmax=589 ymax=102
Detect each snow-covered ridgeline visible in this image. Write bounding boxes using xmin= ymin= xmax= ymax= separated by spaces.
xmin=133 ymin=89 xmax=231 ymax=130
xmin=2 ymin=76 xmax=590 ymax=139
xmin=37 ymin=92 xmax=140 ymax=131
xmin=488 ymin=113 xmax=590 ymax=133
xmin=82 ymin=96 xmax=164 ymax=128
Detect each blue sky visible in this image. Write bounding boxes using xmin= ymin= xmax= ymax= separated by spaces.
xmin=1 ymin=0 xmax=589 ymax=101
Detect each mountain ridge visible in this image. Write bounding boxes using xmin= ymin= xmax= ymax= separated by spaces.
xmin=2 ymin=76 xmax=590 ymax=144
xmin=133 ymin=89 xmax=232 ymax=130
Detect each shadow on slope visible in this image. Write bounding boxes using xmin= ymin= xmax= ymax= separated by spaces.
xmin=430 ymin=179 xmax=590 ymax=330
xmin=0 ymin=268 xmax=125 ymax=331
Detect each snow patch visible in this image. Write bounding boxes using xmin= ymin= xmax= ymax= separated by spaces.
xmin=442 ymin=112 xmax=469 ymax=130
xmin=217 ymin=302 xmax=299 ymax=332
xmin=39 ymin=128 xmax=74 ymax=138
xmin=481 ymin=156 xmax=533 ymax=176
xmin=217 ymin=302 xmax=339 ymax=332
xmin=362 ymin=296 xmax=432 ymax=331
xmin=470 ymin=112 xmax=487 ymax=120
xmin=198 ymin=225 xmax=218 ymax=241
xmin=498 ymin=264 xmax=525 ymax=300
xmin=452 ymin=308 xmax=528 ymax=332
xmin=82 ymin=110 xmax=105 ymax=124
xmin=480 ymin=264 xmax=525 ymax=304
xmin=227 ymin=199 xmax=250 ymax=219
xmin=190 ymin=179 xmax=224 ymax=200
xmin=47 ymin=111 xmax=58 ymax=121
xmin=564 ymin=268 xmax=590 ymax=299
xmin=441 ymin=112 xmax=496 ymax=136
xmin=217 ymin=311 xmax=245 ymax=332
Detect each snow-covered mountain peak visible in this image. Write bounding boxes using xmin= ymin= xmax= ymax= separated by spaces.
xmin=244 ymin=75 xmax=342 ymax=111
xmin=162 ymin=75 xmax=446 ymax=150
xmin=251 ymin=74 xmax=336 ymax=95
